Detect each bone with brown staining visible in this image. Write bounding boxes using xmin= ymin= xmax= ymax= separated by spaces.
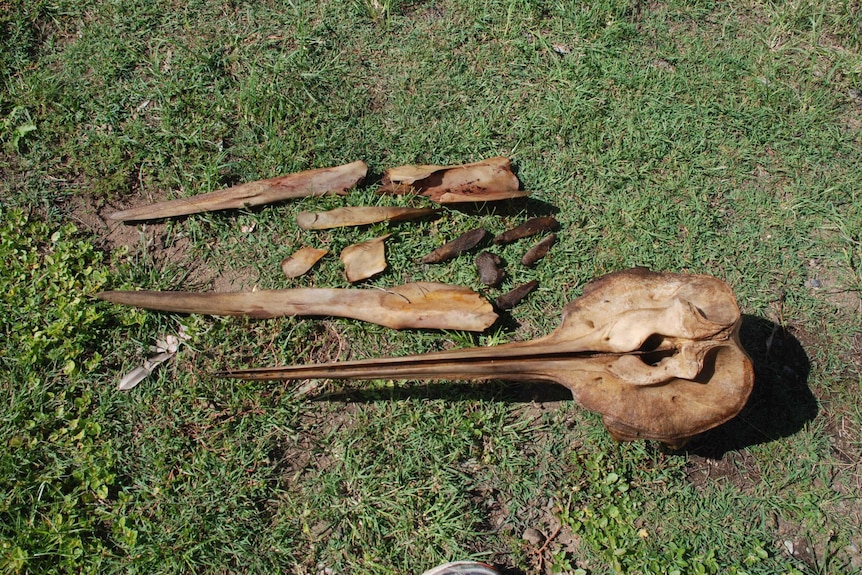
xmin=296 ymin=206 xmax=438 ymax=230
xmin=109 ymin=161 xmax=367 ymax=222
xmin=521 ymin=233 xmax=556 ymax=267
xmin=475 ymin=251 xmax=505 ymax=287
xmin=493 ymin=216 xmax=558 ymax=245
xmin=379 ymin=157 xmax=528 ymax=204
xmin=420 ymin=228 xmax=487 ymax=264
xmin=281 ymin=247 xmax=328 ymax=279
xmin=340 ymin=234 xmax=391 ymax=283
xmin=97 ymin=282 xmax=498 ymax=331
xmin=218 ymin=268 xmax=754 ymax=448
xmin=496 ymin=280 xmax=539 ymax=310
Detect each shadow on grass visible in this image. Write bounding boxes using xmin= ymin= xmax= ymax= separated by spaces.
xmin=683 ymin=315 xmax=816 ymax=459
xmin=313 ymin=315 xmax=816 ymax=458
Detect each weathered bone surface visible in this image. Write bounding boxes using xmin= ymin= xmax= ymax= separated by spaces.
xmin=219 ymin=268 xmax=754 ymax=447
xmin=420 ymin=228 xmax=488 ymax=264
xmin=521 ymin=233 xmax=556 ymax=266
xmin=109 ymin=161 xmax=367 ymax=222
xmin=296 ymin=206 xmax=438 ymax=230
xmin=281 ymin=247 xmax=328 ymax=278
xmin=494 ymin=216 xmax=558 ymax=245
xmin=97 ymin=282 xmax=498 ymax=331
xmin=378 ymin=157 xmax=528 ymax=204
xmin=475 ymin=251 xmax=505 ymax=287
xmin=496 ymin=280 xmax=539 ymax=310
xmin=340 ymin=234 xmax=390 ymax=283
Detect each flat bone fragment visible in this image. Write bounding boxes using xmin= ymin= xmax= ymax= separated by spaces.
xmin=496 ymin=280 xmax=539 ymax=310
xmin=219 ymin=268 xmax=754 ymax=448
xmin=296 ymin=206 xmax=438 ymax=230
xmin=421 ymin=228 xmax=488 ymax=264
xmin=493 ymin=216 xmax=558 ymax=245
xmin=341 ymin=234 xmax=390 ymax=283
xmin=97 ymin=282 xmax=497 ymax=331
xmin=475 ymin=251 xmax=505 ymax=287
xmin=281 ymin=247 xmax=328 ymax=278
xmin=521 ymin=233 xmax=557 ymax=267
xmin=109 ymin=160 xmax=367 ymax=222
xmin=379 ymin=157 xmax=528 ymax=204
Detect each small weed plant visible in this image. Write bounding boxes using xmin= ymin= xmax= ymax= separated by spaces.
xmin=0 ymin=208 xmax=127 ymax=574
xmin=0 ymin=208 xmax=108 ymax=374
xmin=553 ymin=449 xmax=801 ymax=575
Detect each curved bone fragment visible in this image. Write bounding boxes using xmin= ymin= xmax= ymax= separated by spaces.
xmin=109 ymin=161 xmax=367 ymax=222
xmin=97 ymin=282 xmax=498 ymax=331
xmin=281 ymin=247 xmax=328 ymax=278
xmin=219 ymin=268 xmax=754 ymax=447
xmin=296 ymin=206 xmax=438 ymax=230
xmin=341 ymin=234 xmax=391 ymax=283
xmin=379 ymin=157 xmax=528 ymax=204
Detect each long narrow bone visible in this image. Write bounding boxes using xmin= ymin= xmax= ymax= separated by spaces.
xmin=97 ymin=282 xmax=498 ymax=331
xmin=220 ymin=268 xmax=754 ymax=447
xmin=109 ymin=161 xmax=367 ymax=221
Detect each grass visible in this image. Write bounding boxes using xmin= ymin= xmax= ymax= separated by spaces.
xmin=2 ymin=0 xmax=862 ymax=573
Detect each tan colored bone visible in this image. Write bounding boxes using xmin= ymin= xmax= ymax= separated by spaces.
xmin=219 ymin=268 xmax=754 ymax=447
xmin=109 ymin=161 xmax=367 ymax=221
xmin=378 ymin=157 xmax=528 ymax=204
xmin=281 ymin=247 xmax=328 ymax=278
xmin=97 ymin=282 xmax=498 ymax=331
xmin=296 ymin=206 xmax=438 ymax=230
xmin=340 ymin=234 xmax=391 ymax=283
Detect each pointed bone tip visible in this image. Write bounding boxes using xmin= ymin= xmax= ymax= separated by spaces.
xmin=107 ymin=210 xmax=136 ymax=222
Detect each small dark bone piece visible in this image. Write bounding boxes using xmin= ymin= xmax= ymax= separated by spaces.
xmin=219 ymin=268 xmax=754 ymax=448
xmin=521 ymin=233 xmax=557 ymax=267
xmin=420 ymin=228 xmax=488 ymax=264
xmin=494 ymin=216 xmax=558 ymax=245
xmin=475 ymin=251 xmax=505 ymax=287
xmin=496 ymin=280 xmax=539 ymax=310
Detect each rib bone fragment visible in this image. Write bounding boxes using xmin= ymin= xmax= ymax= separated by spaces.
xmin=97 ymin=282 xmax=498 ymax=331
xmin=219 ymin=268 xmax=754 ymax=447
xmin=109 ymin=161 xmax=367 ymax=221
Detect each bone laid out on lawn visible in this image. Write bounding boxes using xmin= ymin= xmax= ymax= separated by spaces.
xmin=109 ymin=160 xmax=368 ymax=222
xmin=378 ymin=157 xmax=528 ymax=204
xmin=219 ymin=268 xmax=754 ymax=448
xmin=97 ymin=282 xmax=498 ymax=331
